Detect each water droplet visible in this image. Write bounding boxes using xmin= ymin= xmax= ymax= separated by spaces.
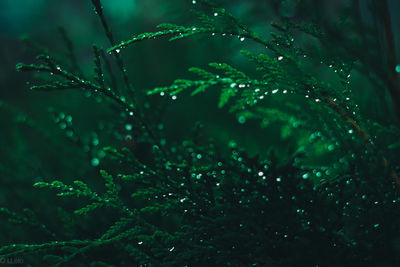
xmin=196 ymin=154 xmax=202 ymax=159
xmin=90 ymin=136 xmax=99 ymax=146
xmin=192 ymin=0 xmax=196 ymax=4
xmin=91 ymin=158 xmax=100 ymax=167
xmin=171 ymin=95 xmax=177 ymax=100
xmin=302 ymin=173 xmax=309 ymax=179
xmin=238 ymin=116 xmax=246 ymax=124
xmin=239 ymin=37 xmax=245 ymax=41
xmin=258 ymin=171 xmax=264 ymax=176
xmin=278 ymin=56 xmax=283 ymax=61
xmin=213 ymin=12 xmax=218 ymax=16
xmin=115 ymin=49 xmax=121 ymax=53
xmin=160 ymin=139 xmax=166 ymax=146
xmin=395 ymin=65 xmax=400 ymax=73
xmin=272 ymin=89 xmax=278 ymax=94
xmin=125 ymin=124 xmax=133 ymax=131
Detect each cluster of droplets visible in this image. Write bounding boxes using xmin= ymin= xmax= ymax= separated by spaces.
xmin=88 ymin=132 xmax=106 ymax=167
xmin=158 ymin=91 xmax=178 ymax=101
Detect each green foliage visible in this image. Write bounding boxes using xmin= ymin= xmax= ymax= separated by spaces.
xmin=1 ymin=0 xmax=400 ymax=266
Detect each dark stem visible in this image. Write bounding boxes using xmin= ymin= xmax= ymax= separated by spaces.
xmin=90 ymin=0 xmax=134 ymax=103
xmin=57 ymin=26 xmax=81 ymax=74
xmin=90 ymin=0 xmax=168 ymax=159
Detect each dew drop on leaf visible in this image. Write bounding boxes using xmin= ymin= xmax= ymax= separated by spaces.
xmin=125 ymin=124 xmax=133 ymax=131
xmin=91 ymin=158 xmax=100 ymax=167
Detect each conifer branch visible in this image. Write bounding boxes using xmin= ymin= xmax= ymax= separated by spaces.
xmin=17 ymin=55 xmax=169 ymax=163
xmin=4 ymin=1 xmax=400 ymax=265
xmin=90 ymin=0 xmax=134 ymax=103
xmin=93 ymin=45 xmax=105 ymax=89
xmin=90 ymin=0 xmax=169 ymax=160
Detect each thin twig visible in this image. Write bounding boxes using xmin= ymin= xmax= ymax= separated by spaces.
xmin=90 ymin=0 xmax=169 ymax=159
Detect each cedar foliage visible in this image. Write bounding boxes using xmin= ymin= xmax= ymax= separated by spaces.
xmin=1 ymin=0 xmax=400 ymax=266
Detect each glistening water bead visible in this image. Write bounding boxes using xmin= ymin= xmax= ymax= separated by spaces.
xmin=125 ymin=124 xmax=133 ymax=131
xmin=238 ymin=116 xmax=246 ymax=124
xmin=91 ymin=158 xmax=100 ymax=167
